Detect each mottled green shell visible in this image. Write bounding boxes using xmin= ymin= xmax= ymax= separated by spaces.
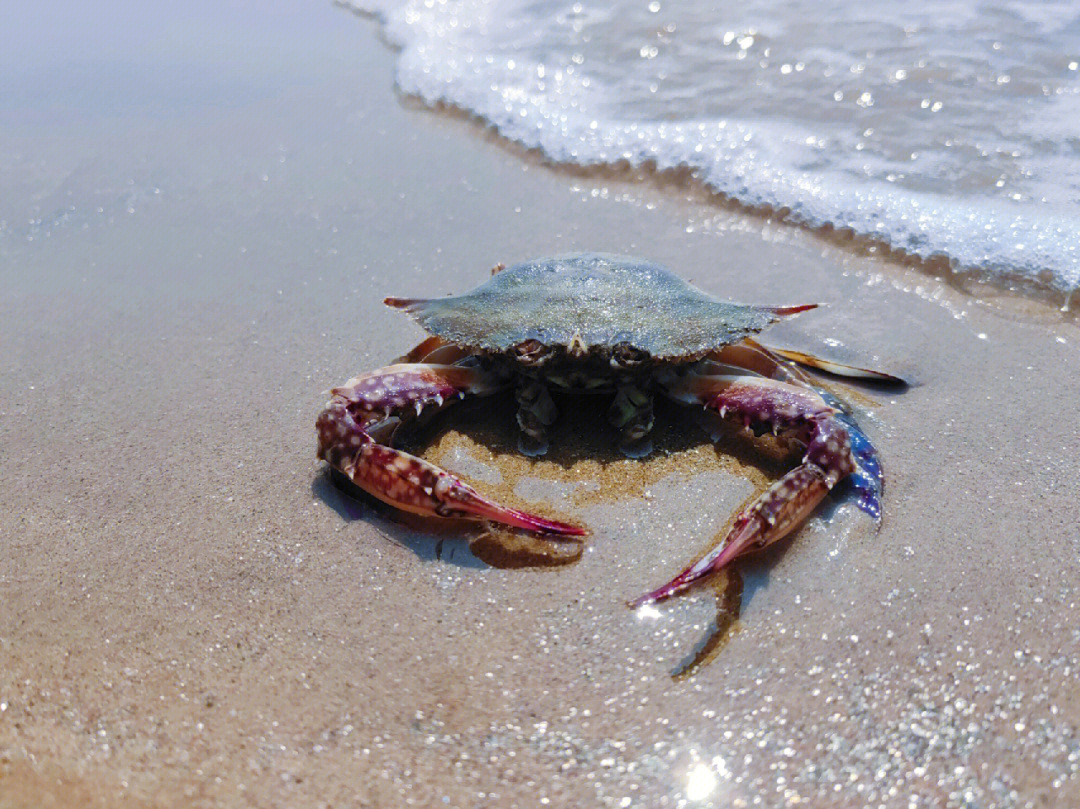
xmin=386 ymin=253 xmax=812 ymax=361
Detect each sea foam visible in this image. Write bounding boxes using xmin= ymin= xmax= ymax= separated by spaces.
xmin=347 ymin=0 xmax=1080 ymax=296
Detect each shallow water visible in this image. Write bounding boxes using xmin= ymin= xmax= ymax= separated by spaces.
xmin=350 ymin=0 xmax=1080 ymax=296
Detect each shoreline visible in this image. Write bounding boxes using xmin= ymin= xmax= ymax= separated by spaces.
xmin=406 ymin=95 xmax=1080 ymax=320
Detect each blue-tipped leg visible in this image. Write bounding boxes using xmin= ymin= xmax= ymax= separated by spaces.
xmin=833 ymin=409 xmax=883 ymax=522
xmin=816 ymin=390 xmax=883 ymax=522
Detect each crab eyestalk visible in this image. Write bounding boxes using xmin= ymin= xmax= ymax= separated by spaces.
xmin=317 ymin=363 xmax=586 ymax=537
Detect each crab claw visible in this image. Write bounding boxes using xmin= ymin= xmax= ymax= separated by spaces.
xmin=630 ymin=465 xmax=829 ymax=606
xmin=638 ymin=374 xmax=859 ymax=605
xmin=347 ymin=441 xmax=586 ymax=535
xmin=318 ymin=363 xmax=586 ymax=537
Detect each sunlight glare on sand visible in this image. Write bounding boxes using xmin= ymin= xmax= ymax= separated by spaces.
xmin=685 ymin=762 xmax=718 ymax=801
xmin=635 ymin=602 xmax=662 ymax=621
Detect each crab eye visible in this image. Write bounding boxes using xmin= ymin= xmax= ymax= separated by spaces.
xmin=612 ymin=342 xmax=649 ymax=369
xmin=513 ymin=339 xmax=551 ymax=365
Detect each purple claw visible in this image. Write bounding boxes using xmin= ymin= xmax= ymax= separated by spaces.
xmin=638 ymin=374 xmax=870 ymax=606
xmin=318 ymin=364 xmax=587 ymax=539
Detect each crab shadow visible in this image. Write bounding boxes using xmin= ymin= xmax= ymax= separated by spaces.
xmin=311 ymin=470 xmax=490 ymax=570
xmin=408 ymin=391 xmax=799 ymax=472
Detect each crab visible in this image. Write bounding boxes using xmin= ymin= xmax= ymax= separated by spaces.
xmin=316 ymin=253 xmax=899 ymax=606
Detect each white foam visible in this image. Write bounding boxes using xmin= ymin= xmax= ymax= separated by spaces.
xmin=347 ymin=0 xmax=1080 ymax=295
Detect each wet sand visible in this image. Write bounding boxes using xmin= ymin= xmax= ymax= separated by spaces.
xmin=3 ymin=3 xmax=1080 ymax=808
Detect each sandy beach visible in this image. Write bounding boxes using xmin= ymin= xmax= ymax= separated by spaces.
xmin=3 ymin=2 xmax=1080 ymax=807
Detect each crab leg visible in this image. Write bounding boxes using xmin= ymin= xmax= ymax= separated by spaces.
xmin=758 ymin=343 xmax=905 ymax=384
xmin=634 ymin=375 xmax=856 ymax=605
xmin=394 ymin=335 xmax=472 ymax=365
xmin=706 ymin=341 xmax=814 ymax=385
xmin=317 ymin=364 xmax=585 ymax=536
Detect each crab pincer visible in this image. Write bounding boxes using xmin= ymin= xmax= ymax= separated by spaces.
xmin=317 ymin=364 xmax=585 ymax=537
xmin=633 ymin=375 xmax=856 ymax=606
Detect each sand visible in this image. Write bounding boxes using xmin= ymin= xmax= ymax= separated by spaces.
xmin=3 ymin=3 xmax=1080 ymax=808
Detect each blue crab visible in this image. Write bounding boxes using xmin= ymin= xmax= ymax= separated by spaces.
xmin=316 ymin=253 xmax=898 ymax=605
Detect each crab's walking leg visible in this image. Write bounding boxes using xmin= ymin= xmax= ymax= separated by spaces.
xmin=634 ymin=375 xmax=856 ymax=605
xmin=317 ymin=364 xmax=586 ymax=536
xmin=757 ymin=343 xmax=906 ymax=385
